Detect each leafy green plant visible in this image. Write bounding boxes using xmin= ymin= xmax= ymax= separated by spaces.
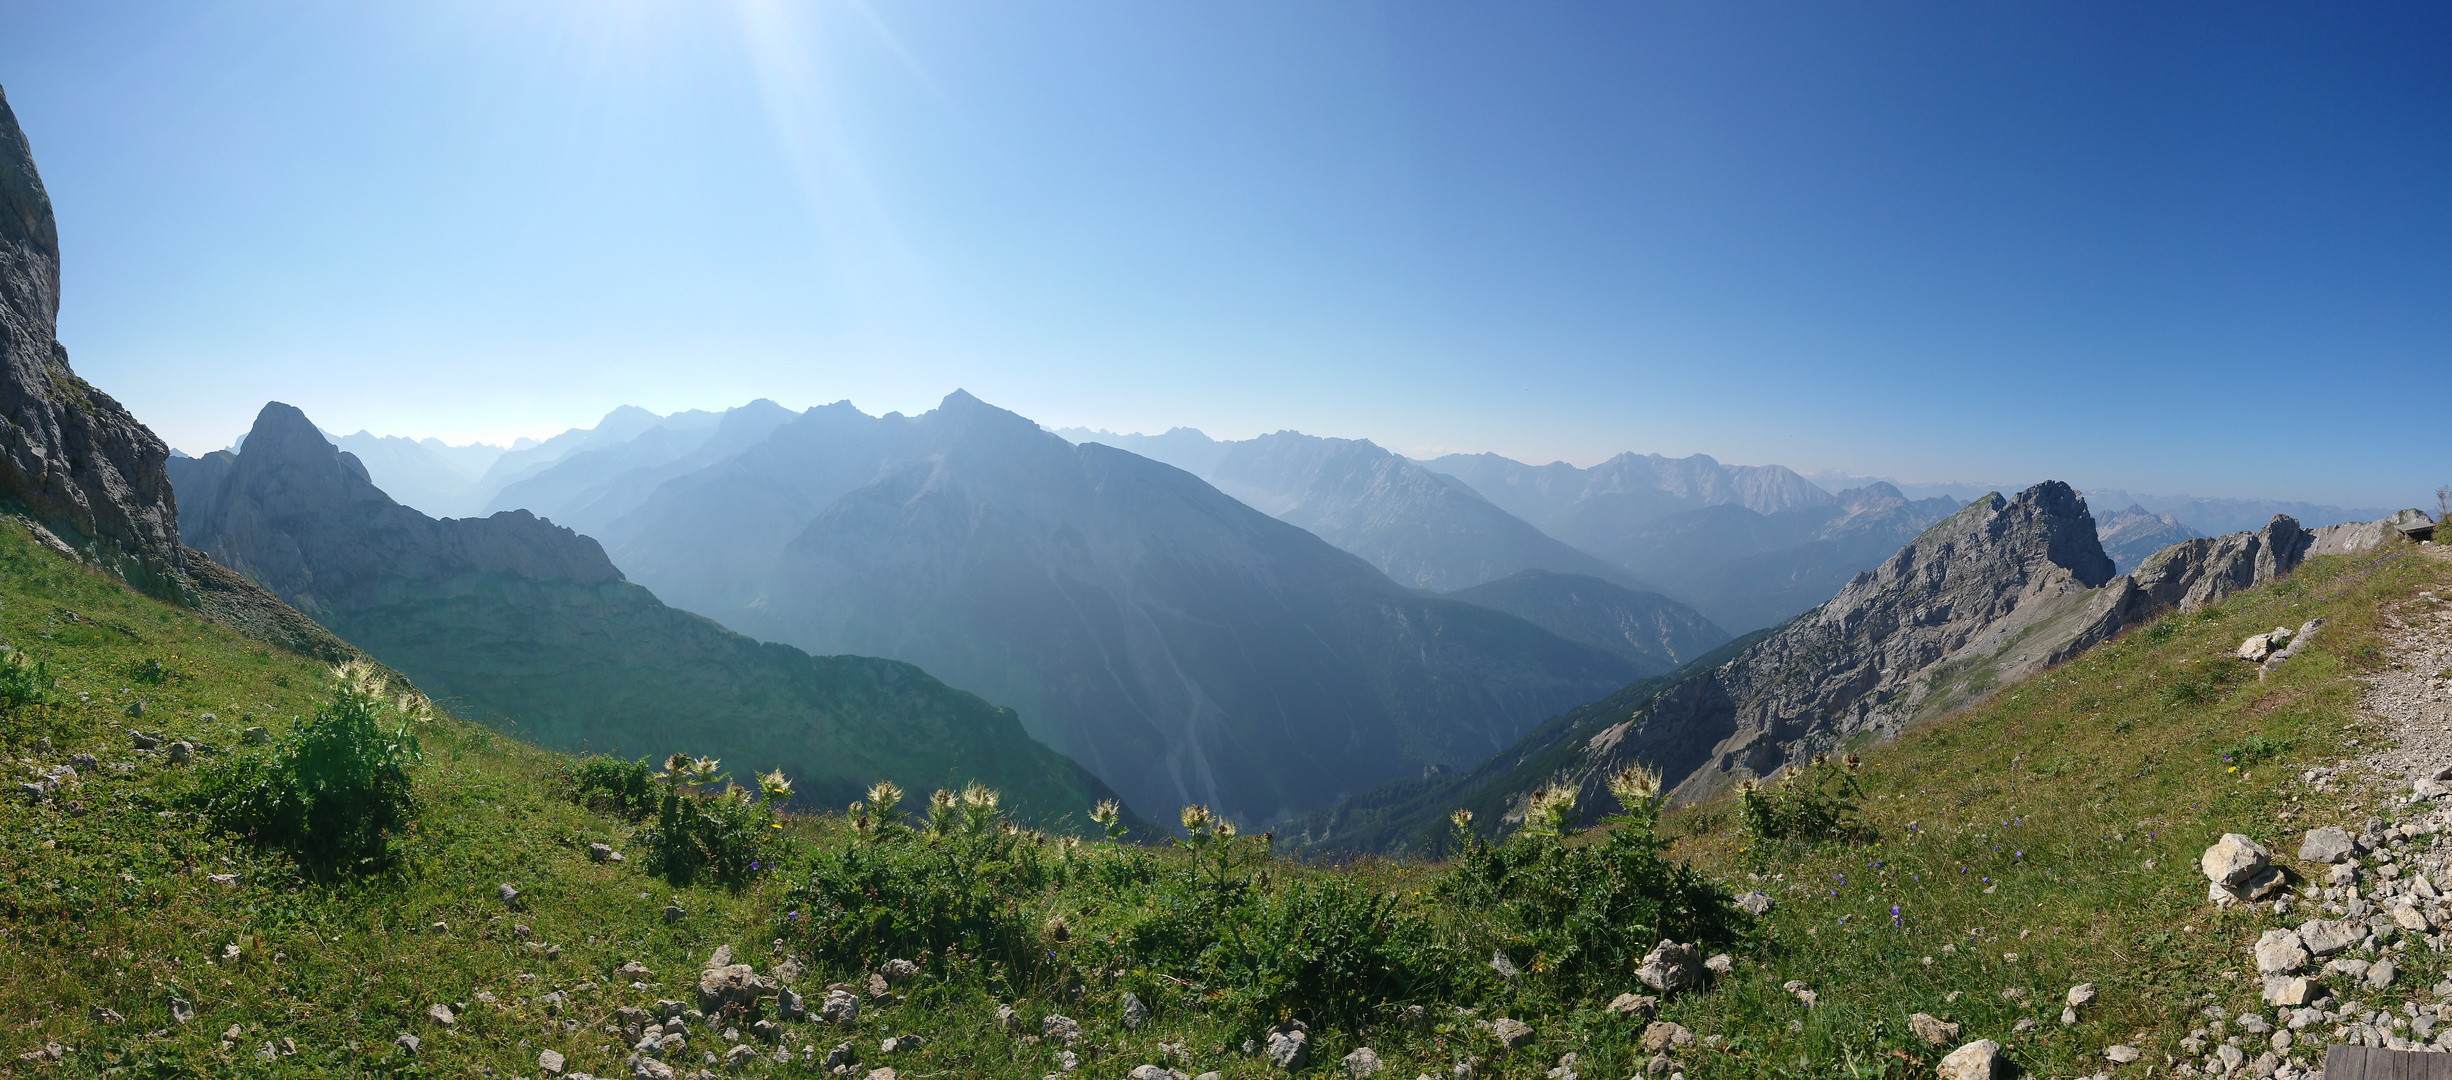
xmin=630 ymin=753 xmax=794 ymax=890
xmin=1735 ymin=753 xmax=1869 ymax=845
xmin=1438 ymin=766 xmax=1736 ymax=997
xmin=195 ymin=661 xmax=424 ymax=877
xmin=782 ymin=782 xmax=1048 ymax=971
xmin=0 ymin=649 xmax=53 ymax=710
xmin=568 ymin=755 xmax=658 ymax=820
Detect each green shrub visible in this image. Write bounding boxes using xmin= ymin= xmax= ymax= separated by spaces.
xmin=569 ymin=755 xmax=658 ymax=820
xmin=781 ymin=782 xmax=1047 ymax=971
xmin=195 ymin=662 xmax=423 ymax=877
xmin=1736 ymin=752 xmax=1869 ymax=845
xmin=0 ymin=649 xmax=52 ymax=710
xmin=631 ymin=754 xmax=793 ymax=891
xmin=1439 ymin=767 xmax=1737 ymax=998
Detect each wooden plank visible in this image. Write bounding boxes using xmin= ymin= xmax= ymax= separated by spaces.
xmin=2325 ymin=1043 xmax=2452 ymax=1079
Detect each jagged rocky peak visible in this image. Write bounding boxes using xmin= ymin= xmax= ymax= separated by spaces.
xmin=1526 ymin=487 xmax=2425 ymax=827
xmin=1823 ymin=480 xmax=2114 ymax=629
xmin=173 ymin=402 xmax=622 ymax=615
xmin=0 ymin=86 xmax=182 ymax=587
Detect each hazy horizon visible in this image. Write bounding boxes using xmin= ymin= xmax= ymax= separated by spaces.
xmin=5 ymin=2 xmax=2445 ymax=507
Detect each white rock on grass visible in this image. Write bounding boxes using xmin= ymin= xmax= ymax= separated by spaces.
xmin=1936 ymin=1039 xmax=2001 ymax=1080
xmin=2299 ymin=918 xmax=2364 ymax=956
xmin=2253 ymin=929 xmax=2309 ymax=975
xmin=2105 ymin=1045 xmax=2141 ymax=1063
xmin=2300 ymin=826 xmax=2357 ymax=863
xmin=2202 ymin=834 xmax=2272 ymax=888
xmin=1634 ymin=941 xmax=1702 ymax=995
xmin=2065 ymin=983 xmax=2097 ymax=1007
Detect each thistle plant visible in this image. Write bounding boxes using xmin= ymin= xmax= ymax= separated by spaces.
xmin=1089 ymin=798 xmax=1126 ymax=841
xmin=1521 ymin=785 xmax=1580 ymax=839
xmin=1604 ymin=764 xmax=1664 ymax=831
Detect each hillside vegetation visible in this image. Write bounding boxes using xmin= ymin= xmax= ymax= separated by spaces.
xmin=3 ymin=509 xmax=2445 ymax=1078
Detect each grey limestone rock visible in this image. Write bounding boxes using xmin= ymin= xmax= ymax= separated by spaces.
xmin=1633 ymin=940 xmax=1701 ymax=995
xmin=1935 ymin=1039 xmax=2001 ymax=1080
xmin=1490 ymin=1018 xmax=1533 ymax=1051
xmin=1121 ymin=992 xmax=1148 ymax=1030
xmin=2202 ymin=834 xmax=2271 ymax=888
xmin=2302 ymin=826 xmax=2357 ymax=863
xmin=1265 ymin=1025 xmax=1310 ymax=1070
xmin=1638 ymin=1022 xmax=1690 ymax=1054
xmin=1342 ymin=1047 xmax=1384 ymax=1078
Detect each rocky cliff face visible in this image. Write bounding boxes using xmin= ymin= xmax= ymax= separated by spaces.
xmin=171 ymin=402 xmax=1130 ymax=826
xmin=0 ymin=87 xmax=349 ymax=660
xmin=0 ymin=86 xmax=181 ymax=589
xmin=1504 ymin=486 xmax=2421 ymax=827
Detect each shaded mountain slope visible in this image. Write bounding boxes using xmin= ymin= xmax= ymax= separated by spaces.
xmin=1197 ymin=432 xmax=1656 ymax=593
xmin=1600 ymin=483 xmax=1967 ymax=630
xmin=1443 ymin=570 xmax=1730 ymax=675
xmin=609 ymin=392 xmax=1644 ymax=825
xmin=170 ymin=402 xmax=1125 ymax=826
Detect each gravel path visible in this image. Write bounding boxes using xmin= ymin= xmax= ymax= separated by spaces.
xmin=2354 ymin=546 xmax=2452 ymax=785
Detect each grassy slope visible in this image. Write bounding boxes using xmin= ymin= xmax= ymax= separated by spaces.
xmin=4 ymin=508 xmax=2445 ymax=1080
xmin=1648 ymin=544 xmax=2450 ymax=1076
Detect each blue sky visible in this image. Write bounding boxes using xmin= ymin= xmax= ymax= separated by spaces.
xmin=2 ymin=1 xmax=2445 ymax=505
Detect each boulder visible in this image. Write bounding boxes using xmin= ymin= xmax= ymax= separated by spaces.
xmin=697 ymin=964 xmax=773 ymax=1015
xmin=1633 ymin=940 xmax=1702 ymax=995
xmin=1604 ymin=994 xmax=1659 ymax=1019
xmin=1265 ymin=1025 xmax=1310 ymax=1070
xmin=2298 ymin=918 xmax=2363 ymax=956
xmin=2300 ymin=826 xmax=2356 ymax=864
xmin=2202 ymin=834 xmax=2272 ymax=888
xmin=2253 ymin=929 xmax=2308 ymax=975
xmin=2238 ymin=629 xmax=2291 ymax=662
xmin=1343 ymin=1047 xmax=1384 ymax=1078
xmin=1491 ymin=1018 xmax=1534 ymax=1051
xmin=1936 ymin=1039 xmax=2002 ymax=1080
xmin=1908 ymin=1013 xmax=1960 ymax=1047
xmin=1639 ymin=1022 xmax=1692 ymax=1054
xmin=1736 ymin=891 xmax=1774 ymax=916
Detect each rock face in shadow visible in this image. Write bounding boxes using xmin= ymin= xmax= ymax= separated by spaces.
xmin=171 ymin=403 xmax=1130 ymax=826
xmin=1443 ymin=570 xmax=1730 ymax=676
xmin=0 ymin=86 xmax=348 ymax=660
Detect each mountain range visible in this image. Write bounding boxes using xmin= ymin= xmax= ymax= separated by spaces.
xmin=1284 ymin=485 xmax=2425 ymax=855
xmin=168 ymin=402 xmax=1127 ymax=827
xmin=1060 ymin=426 xmax=1962 ymax=632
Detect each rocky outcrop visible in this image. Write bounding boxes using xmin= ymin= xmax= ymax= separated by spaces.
xmin=0 ymin=86 xmax=181 ymax=589
xmin=0 ymin=86 xmax=351 ymax=660
xmin=1520 ymin=488 xmax=2428 ymax=815
xmin=174 ymin=403 xmax=623 ymax=616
